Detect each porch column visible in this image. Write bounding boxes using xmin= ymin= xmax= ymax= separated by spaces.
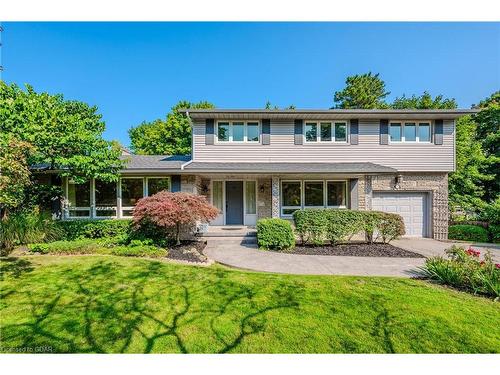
xmin=271 ymin=176 xmax=280 ymax=218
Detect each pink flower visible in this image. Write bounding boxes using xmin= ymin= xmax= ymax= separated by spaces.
xmin=495 ymin=264 xmax=500 ymax=269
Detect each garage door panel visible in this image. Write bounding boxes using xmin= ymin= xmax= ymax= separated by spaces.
xmin=372 ymin=192 xmax=428 ymax=237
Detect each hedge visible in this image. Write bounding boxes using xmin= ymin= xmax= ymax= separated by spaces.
xmin=448 ymin=225 xmax=489 ymax=243
xmin=293 ymin=209 xmax=405 ymax=245
xmin=489 ymin=224 xmax=500 ymax=244
xmin=256 ymin=218 xmax=295 ymax=250
xmin=55 ymin=219 xmax=132 ymax=241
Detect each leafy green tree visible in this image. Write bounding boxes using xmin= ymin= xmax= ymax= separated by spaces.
xmin=0 ymin=82 xmax=123 ymax=184
xmin=0 ymin=137 xmax=34 ymax=218
xmin=448 ymin=115 xmax=493 ymax=215
xmin=392 ymin=91 xmax=457 ymax=109
xmin=333 ymin=72 xmax=390 ymax=109
xmin=473 ymin=92 xmax=500 ymax=202
xmin=129 ymin=100 xmax=214 ymax=155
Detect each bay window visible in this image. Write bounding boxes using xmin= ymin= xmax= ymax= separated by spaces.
xmin=95 ymin=180 xmax=117 ymax=217
xmin=67 ymin=180 xmax=91 ymax=218
xmin=216 ymin=121 xmax=260 ymax=143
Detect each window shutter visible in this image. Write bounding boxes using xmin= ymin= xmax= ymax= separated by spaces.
xmin=380 ymin=119 xmax=389 ymax=145
xmin=349 ymin=179 xmax=359 ymax=209
xmin=171 ymin=175 xmax=181 ymax=192
xmin=262 ymin=119 xmax=271 ymax=145
xmin=294 ymin=119 xmax=303 ymax=145
xmin=434 ymin=120 xmax=443 ymax=145
xmin=205 ymin=119 xmax=215 ymax=145
xmin=350 ymin=119 xmax=359 ymax=145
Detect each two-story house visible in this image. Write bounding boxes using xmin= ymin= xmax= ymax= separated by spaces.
xmin=51 ymin=108 xmax=475 ymax=240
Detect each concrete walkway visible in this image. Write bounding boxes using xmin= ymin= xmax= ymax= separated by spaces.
xmin=204 ymin=238 xmax=500 ymax=277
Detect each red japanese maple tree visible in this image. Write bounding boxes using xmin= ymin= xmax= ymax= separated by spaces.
xmin=132 ymin=191 xmax=218 ymax=245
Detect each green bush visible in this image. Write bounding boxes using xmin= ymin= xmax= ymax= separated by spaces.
xmin=448 ymin=225 xmax=489 ymax=242
xmin=293 ymin=209 xmax=405 ymax=245
xmin=28 ymin=238 xmax=166 ymax=258
xmin=256 ymin=218 xmax=295 ymax=250
xmin=110 ymin=245 xmax=167 ymax=258
xmin=481 ymin=198 xmax=500 ymax=225
xmin=55 ymin=219 xmax=132 ymax=241
xmin=489 ymin=224 xmax=500 ymax=244
xmin=28 ymin=239 xmax=105 ymax=255
xmin=419 ymin=245 xmax=500 ymax=298
xmin=1 ymin=211 xmax=63 ymax=256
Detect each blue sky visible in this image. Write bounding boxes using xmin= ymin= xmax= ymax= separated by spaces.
xmin=3 ymin=22 xmax=499 ymax=146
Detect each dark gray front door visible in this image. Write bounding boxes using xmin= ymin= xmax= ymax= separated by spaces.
xmin=225 ymin=181 xmax=244 ymax=225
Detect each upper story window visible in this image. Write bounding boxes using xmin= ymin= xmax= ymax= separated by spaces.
xmin=217 ymin=121 xmax=260 ymax=143
xmin=390 ymin=121 xmax=432 ymax=143
xmin=305 ymin=121 xmax=348 ymax=143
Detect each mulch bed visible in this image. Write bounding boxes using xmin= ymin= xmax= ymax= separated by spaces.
xmin=166 ymin=240 xmax=208 ymax=263
xmin=278 ymin=242 xmax=425 ymax=258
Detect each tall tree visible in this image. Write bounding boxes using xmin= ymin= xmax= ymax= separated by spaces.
xmin=0 ymin=82 xmax=123 ymax=184
xmin=129 ymin=100 xmax=214 ymax=155
xmin=392 ymin=91 xmax=457 ymax=109
xmin=448 ymin=115 xmax=493 ymax=214
xmin=473 ymin=92 xmax=500 ymax=203
xmin=0 ymin=137 xmax=34 ymax=218
xmin=333 ymin=72 xmax=390 ymax=109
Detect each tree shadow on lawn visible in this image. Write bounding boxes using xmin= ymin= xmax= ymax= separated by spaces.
xmin=0 ymin=258 xmax=302 ymax=353
xmin=0 ymin=257 xmax=34 ymax=281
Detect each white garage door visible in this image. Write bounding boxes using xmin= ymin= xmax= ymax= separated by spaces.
xmin=372 ymin=192 xmax=428 ymax=237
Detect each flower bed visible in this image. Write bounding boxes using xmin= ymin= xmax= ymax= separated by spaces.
xmin=419 ymin=245 xmax=500 ymax=298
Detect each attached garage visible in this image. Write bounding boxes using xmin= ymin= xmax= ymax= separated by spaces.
xmin=372 ymin=192 xmax=430 ymax=238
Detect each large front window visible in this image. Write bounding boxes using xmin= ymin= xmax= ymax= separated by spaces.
xmin=304 ymin=181 xmax=324 ymax=207
xmin=281 ymin=180 xmax=348 ymax=216
xmin=216 ymin=121 xmax=260 ymax=143
xmin=95 ymin=180 xmax=117 ymax=217
xmin=67 ymin=180 xmax=91 ymax=218
xmin=281 ymin=181 xmax=302 ymax=215
xmin=121 ymin=178 xmax=144 ymax=217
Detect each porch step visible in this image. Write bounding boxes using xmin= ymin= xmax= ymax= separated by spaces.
xmin=207 ymin=236 xmax=258 ymax=245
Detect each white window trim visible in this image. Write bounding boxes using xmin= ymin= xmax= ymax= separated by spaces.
xmin=216 ymin=120 xmax=261 ymax=143
xmin=94 ymin=179 xmax=118 ymax=219
xmin=280 ymin=180 xmax=349 ymax=217
xmin=304 ymin=121 xmax=349 ymax=143
xmin=119 ymin=177 xmax=145 ymax=218
xmin=65 ymin=178 xmax=91 ymax=219
xmin=389 ymin=120 xmax=433 ymax=144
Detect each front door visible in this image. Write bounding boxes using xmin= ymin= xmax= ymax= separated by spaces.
xmin=225 ymin=181 xmax=244 ymax=225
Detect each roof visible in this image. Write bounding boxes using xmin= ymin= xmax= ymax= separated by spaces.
xmin=181 ymin=108 xmax=477 ymax=120
xmin=120 ymin=155 xmax=190 ymax=171
xmin=183 ymin=162 xmax=396 ymax=174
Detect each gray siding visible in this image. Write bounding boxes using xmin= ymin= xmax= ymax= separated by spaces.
xmin=193 ymin=119 xmax=455 ymax=172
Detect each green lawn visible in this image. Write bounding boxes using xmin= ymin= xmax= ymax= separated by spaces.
xmin=1 ymin=255 xmax=499 ymax=353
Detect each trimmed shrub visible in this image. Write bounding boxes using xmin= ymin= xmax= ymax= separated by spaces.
xmin=55 ymin=219 xmax=131 ymax=241
xmin=378 ymin=212 xmax=406 ymax=244
xmin=257 ymin=218 xmax=295 ymax=250
xmin=481 ymin=198 xmax=500 ymax=225
xmin=489 ymin=224 xmax=500 ymax=244
xmin=448 ymin=225 xmax=489 ymax=243
xmin=293 ymin=209 xmax=405 ymax=245
xmin=419 ymin=245 xmax=500 ymax=298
